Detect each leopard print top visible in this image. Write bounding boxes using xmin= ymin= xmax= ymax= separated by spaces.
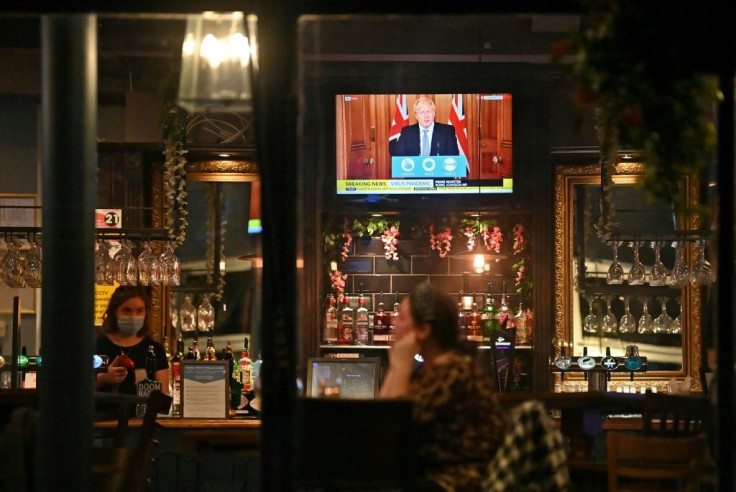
xmin=409 ymin=351 xmax=505 ymax=491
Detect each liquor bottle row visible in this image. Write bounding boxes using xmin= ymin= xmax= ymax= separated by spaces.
xmin=459 ymin=290 xmax=532 ymax=346
xmin=168 ymin=333 xmax=262 ymax=418
xmin=322 ymin=292 xmax=398 ymax=346
xmin=322 ymin=289 xmax=533 ymax=347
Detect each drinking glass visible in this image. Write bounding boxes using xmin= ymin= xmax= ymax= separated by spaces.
xmin=637 ymin=297 xmax=654 ymax=334
xmin=137 ymin=241 xmax=162 ymax=286
xmin=160 ymin=242 xmax=181 ymax=286
xmin=22 ymin=238 xmax=42 ymax=288
xmin=197 ymin=296 xmax=215 ymax=332
xmin=652 ymin=297 xmax=672 ymax=334
xmin=606 ymin=241 xmax=625 ymax=285
xmin=601 ymin=296 xmax=618 ymax=333
xmin=670 ymin=241 xmax=690 ymax=288
xmin=179 ymin=294 xmax=196 ymax=332
xmin=618 ymin=296 xmax=637 ymax=334
xmin=649 ymin=241 xmax=668 ymax=286
xmin=114 ymin=240 xmax=138 ymax=286
xmin=669 ymin=301 xmax=682 ymax=335
xmin=627 ymin=241 xmax=647 ymax=285
xmin=95 ymin=240 xmax=115 ymax=286
xmin=583 ymin=294 xmax=599 ymax=334
xmin=1 ymin=236 xmax=26 ymax=288
xmin=690 ymin=240 xmax=715 ymax=286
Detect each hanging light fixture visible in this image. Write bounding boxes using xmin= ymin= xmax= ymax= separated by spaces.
xmin=177 ymin=11 xmax=258 ymax=113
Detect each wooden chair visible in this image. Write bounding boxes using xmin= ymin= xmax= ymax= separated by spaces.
xmin=296 ymin=397 xmax=416 ymax=491
xmin=640 ymin=393 xmax=710 ymax=438
xmin=93 ymin=390 xmax=172 ymax=492
xmin=606 ymin=432 xmax=705 ymax=492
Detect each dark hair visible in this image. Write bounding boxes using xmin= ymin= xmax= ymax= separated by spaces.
xmin=101 ymin=286 xmax=152 ymax=336
xmin=409 ymin=283 xmax=460 ymax=350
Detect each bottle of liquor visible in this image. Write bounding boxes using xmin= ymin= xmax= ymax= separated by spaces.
xmin=355 ymin=292 xmax=370 ymax=345
xmin=481 ymin=284 xmax=498 ymax=344
xmin=163 ymin=334 xmax=172 ymax=390
xmin=185 ymin=345 xmax=196 ymax=360
xmin=457 ymin=292 xmax=467 ymax=341
xmin=204 ymin=330 xmax=217 ymax=361
xmin=137 ymin=344 xmax=161 ymax=417
xmin=235 ymin=338 xmax=254 ymax=416
xmin=145 ymin=344 xmax=157 ymax=381
xmin=514 ymin=302 xmax=528 ymax=345
xmin=499 ymin=283 xmax=510 ymax=331
xmin=191 ymin=334 xmax=201 ymax=361
xmin=238 ymin=337 xmax=254 ymax=392
xmin=372 ymin=292 xmax=390 ymax=345
xmin=323 ymin=294 xmax=338 ymax=345
xmin=466 ymin=296 xmax=483 ymax=344
xmin=338 ymin=296 xmax=354 ymax=345
xmin=171 ymin=333 xmax=184 ymax=417
xmin=389 ymin=296 xmax=400 ymax=343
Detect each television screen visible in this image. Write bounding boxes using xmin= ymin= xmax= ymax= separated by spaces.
xmin=305 ymin=357 xmax=381 ymax=399
xmin=335 ymin=93 xmax=513 ymax=195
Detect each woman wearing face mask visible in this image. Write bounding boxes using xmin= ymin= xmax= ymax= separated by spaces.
xmin=95 ymin=286 xmax=170 ymax=395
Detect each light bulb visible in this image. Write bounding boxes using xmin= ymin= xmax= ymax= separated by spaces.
xmin=473 ymin=253 xmax=485 ymax=273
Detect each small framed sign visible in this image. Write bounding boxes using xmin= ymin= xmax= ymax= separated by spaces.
xmin=181 ymin=361 xmax=229 ymax=419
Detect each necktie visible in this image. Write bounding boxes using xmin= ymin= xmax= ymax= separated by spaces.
xmin=422 ymin=129 xmax=429 ymax=156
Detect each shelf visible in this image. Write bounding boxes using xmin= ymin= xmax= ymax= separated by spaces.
xmin=0 ymin=226 xmax=172 ymax=241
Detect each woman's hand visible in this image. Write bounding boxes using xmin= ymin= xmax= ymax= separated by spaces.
xmin=380 ymin=331 xmax=419 ymax=398
xmin=98 ymin=357 xmax=128 ymax=386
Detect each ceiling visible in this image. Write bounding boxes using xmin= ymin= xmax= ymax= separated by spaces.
xmin=0 ymin=14 xmax=186 ymax=103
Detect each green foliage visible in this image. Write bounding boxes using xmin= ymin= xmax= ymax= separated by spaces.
xmin=564 ymin=0 xmax=721 ymax=213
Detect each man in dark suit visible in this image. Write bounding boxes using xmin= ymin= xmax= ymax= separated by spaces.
xmin=389 ymin=96 xmax=460 ymax=156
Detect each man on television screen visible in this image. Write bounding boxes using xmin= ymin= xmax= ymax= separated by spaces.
xmin=389 ymin=96 xmax=460 ymax=157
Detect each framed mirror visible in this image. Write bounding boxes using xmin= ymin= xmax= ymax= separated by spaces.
xmin=554 ymin=162 xmax=703 ymax=391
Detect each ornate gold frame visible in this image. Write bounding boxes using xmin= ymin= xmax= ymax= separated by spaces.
xmin=554 ymin=162 xmax=702 ymax=392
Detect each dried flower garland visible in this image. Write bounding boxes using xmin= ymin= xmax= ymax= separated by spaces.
xmin=204 ymin=184 xmax=225 ymax=301
xmin=382 ymin=225 xmax=400 ymax=261
xmin=340 ymin=232 xmax=352 ymax=262
xmin=483 ymin=225 xmax=504 ymax=254
xmin=429 ymin=225 xmax=453 ymax=258
xmin=330 ymin=269 xmax=347 ymax=301
xmin=162 ymin=138 xmax=189 ymax=246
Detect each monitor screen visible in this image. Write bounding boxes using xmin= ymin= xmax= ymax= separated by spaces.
xmin=305 ymin=357 xmax=381 ymax=399
xmin=335 ymin=93 xmax=513 ymax=196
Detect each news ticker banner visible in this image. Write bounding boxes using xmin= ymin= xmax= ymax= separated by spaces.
xmin=337 ymin=178 xmax=513 ymax=194
xmin=391 ymin=155 xmax=468 ymax=178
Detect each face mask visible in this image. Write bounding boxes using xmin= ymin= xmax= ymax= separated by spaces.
xmin=117 ymin=316 xmax=145 ymax=335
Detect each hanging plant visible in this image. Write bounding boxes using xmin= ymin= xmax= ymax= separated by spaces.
xmin=556 ymin=0 xmax=721 ymax=215
xmin=330 ymin=269 xmax=348 ymax=302
xmin=381 ymin=225 xmax=400 ymax=261
xmin=483 ymin=225 xmax=504 ymax=254
xmin=429 ymin=224 xmax=453 ymax=258
xmin=159 ymin=70 xmax=190 ymax=246
xmin=204 ymin=183 xmax=226 ymax=301
xmin=340 ymin=232 xmax=352 ymax=262
xmin=511 ymin=223 xmax=533 ymax=307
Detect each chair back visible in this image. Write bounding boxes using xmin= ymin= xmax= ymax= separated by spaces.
xmin=296 ymin=397 xmax=416 ymax=490
xmin=606 ymin=432 xmax=705 ymax=492
xmin=641 ymin=393 xmax=710 ymax=438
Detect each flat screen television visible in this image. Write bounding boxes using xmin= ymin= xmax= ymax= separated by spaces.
xmin=335 ymin=93 xmax=513 ymax=196
xmin=305 ymin=357 xmax=382 ymax=399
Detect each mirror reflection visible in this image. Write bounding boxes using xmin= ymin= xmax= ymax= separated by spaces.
xmin=555 ymin=162 xmax=702 ymax=388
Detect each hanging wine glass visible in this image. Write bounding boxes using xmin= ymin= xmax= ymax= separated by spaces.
xmin=627 ymin=241 xmax=647 ymax=285
xmin=649 ymin=241 xmax=668 ymax=286
xmin=618 ymin=296 xmax=637 ymax=334
xmin=137 ymin=241 xmax=162 ymax=286
xmin=637 ymin=297 xmax=654 ymax=334
xmin=601 ymin=296 xmax=618 ymax=333
xmin=652 ymin=297 xmax=672 ymax=334
xmin=690 ymin=240 xmax=715 ymax=286
xmin=197 ymin=296 xmax=215 ymax=332
xmin=114 ymin=240 xmax=138 ymax=286
xmin=1 ymin=236 xmax=25 ymax=288
xmin=95 ymin=240 xmax=115 ymax=286
xmin=583 ymin=294 xmax=599 ymax=334
xmin=179 ymin=294 xmax=196 ymax=332
xmin=670 ymin=241 xmax=690 ymax=288
xmin=22 ymin=237 xmax=42 ymax=288
xmin=160 ymin=242 xmax=181 ymax=286
xmin=669 ymin=300 xmax=682 ymax=335
xmin=606 ymin=240 xmax=625 ymax=285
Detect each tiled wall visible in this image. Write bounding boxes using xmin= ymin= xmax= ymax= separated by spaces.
xmin=339 ymin=236 xmax=523 ymax=312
